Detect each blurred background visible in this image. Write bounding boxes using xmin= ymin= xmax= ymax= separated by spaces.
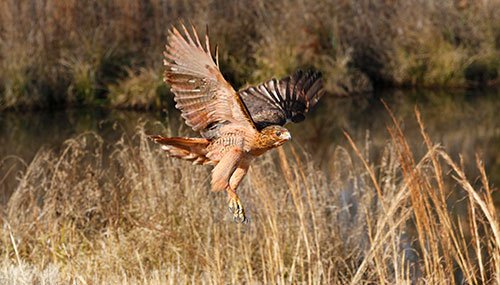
xmin=0 ymin=0 xmax=498 ymax=109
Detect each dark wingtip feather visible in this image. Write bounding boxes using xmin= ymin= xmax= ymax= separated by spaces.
xmin=238 ymin=68 xmax=324 ymax=129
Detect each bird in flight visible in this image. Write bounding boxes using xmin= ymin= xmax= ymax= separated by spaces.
xmin=150 ymin=24 xmax=324 ymax=223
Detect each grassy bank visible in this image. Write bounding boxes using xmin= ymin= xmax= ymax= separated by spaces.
xmin=0 ymin=109 xmax=499 ymax=283
xmin=0 ymin=0 xmax=499 ymax=110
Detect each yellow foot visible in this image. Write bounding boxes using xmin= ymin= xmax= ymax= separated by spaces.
xmin=228 ymin=197 xmax=247 ymax=224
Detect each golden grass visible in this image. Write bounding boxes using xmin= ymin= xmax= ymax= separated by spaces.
xmin=1 ymin=110 xmax=499 ymax=284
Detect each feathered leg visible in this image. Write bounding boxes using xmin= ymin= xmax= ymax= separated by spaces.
xmin=227 ymin=161 xmax=250 ymax=223
xmin=211 ymin=148 xmax=250 ymax=223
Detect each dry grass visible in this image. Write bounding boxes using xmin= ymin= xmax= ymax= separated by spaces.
xmin=1 ymin=0 xmax=499 ymax=109
xmin=0 ymin=109 xmax=499 ymax=284
xmin=108 ymin=68 xmax=167 ymax=110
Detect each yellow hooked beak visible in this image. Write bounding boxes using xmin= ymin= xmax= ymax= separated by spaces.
xmin=280 ymin=131 xmax=292 ymax=141
xmin=274 ymin=131 xmax=291 ymax=146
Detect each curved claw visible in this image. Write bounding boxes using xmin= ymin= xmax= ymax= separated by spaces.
xmin=228 ymin=197 xmax=247 ymax=224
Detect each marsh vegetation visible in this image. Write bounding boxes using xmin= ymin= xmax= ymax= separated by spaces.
xmin=1 ymin=93 xmax=500 ymax=283
xmin=1 ymin=0 xmax=499 ymax=109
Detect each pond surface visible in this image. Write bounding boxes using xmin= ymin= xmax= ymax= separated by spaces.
xmin=1 ymin=88 xmax=499 ymax=200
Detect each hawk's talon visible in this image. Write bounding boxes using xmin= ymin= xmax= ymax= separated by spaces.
xmin=228 ymin=197 xmax=247 ymax=223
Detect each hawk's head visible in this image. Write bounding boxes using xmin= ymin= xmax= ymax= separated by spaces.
xmin=258 ymin=125 xmax=292 ymax=148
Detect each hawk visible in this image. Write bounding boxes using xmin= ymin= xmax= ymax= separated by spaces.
xmin=150 ymin=24 xmax=324 ymax=223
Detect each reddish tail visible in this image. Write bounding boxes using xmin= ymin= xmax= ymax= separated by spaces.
xmin=149 ymin=135 xmax=212 ymax=165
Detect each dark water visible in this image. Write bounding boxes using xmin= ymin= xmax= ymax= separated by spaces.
xmin=1 ymin=88 xmax=499 ymax=198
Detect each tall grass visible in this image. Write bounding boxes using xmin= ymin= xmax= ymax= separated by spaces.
xmin=1 ymin=0 xmax=499 ymax=109
xmin=0 ymin=110 xmax=498 ymax=283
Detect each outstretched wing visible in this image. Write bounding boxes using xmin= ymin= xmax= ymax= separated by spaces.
xmin=164 ymin=24 xmax=255 ymax=138
xmin=238 ymin=70 xmax=325 ymax=130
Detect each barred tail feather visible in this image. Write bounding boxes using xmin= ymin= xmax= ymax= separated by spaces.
xmin=149 ymin=135 xmax=212 ymax=165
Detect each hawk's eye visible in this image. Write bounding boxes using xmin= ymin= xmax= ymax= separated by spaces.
xmin=275 ymin=131 xmax=281 ymax=136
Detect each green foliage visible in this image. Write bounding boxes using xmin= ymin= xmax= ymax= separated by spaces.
xmin=64 ymin=58 xmax=98 ymax=105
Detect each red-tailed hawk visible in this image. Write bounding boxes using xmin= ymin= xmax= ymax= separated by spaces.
xmin=150 ymin=24 xmax=324 ymax=223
